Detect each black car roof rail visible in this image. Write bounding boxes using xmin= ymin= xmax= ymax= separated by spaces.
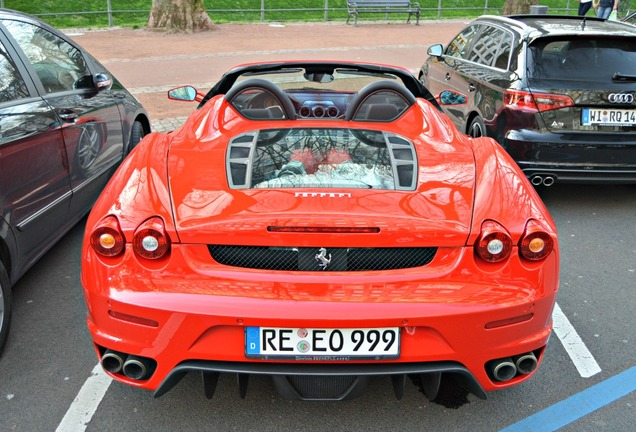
xmin=477 ymin=14 xmax=532 ymax=30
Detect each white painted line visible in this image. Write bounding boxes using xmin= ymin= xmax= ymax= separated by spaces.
xmin=552 ymin=302 xmax=602 ymax=378
xmin=56 ymin=363 xmax=112 ymax=432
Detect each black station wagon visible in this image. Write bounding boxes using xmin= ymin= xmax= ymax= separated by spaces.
xmin=420 ymin=15 xmax=636 ymax=186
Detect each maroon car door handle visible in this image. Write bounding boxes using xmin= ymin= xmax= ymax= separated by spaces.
xmin=56 ymin=108 xmax=78 ymax=122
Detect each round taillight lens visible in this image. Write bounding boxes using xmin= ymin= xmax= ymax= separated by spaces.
xmin=475 ymin=220 xmax=512 ymax=263
xmin=520 ymin=220 xmax=554 ymax=261
xmin=132 ymin=217 xmax=170 ymax=260
xmin=90 ymin=216 xmax=125 ymax=257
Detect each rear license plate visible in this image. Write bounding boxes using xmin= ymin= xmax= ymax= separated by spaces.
xmin=245 ymin=326 xmax=400 ymax=360
xmin=582 ymin=108 xmax=636 ymax=126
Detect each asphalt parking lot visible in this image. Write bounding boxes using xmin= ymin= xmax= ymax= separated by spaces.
xmin=0 ymin=20 xmax=635 ymax=432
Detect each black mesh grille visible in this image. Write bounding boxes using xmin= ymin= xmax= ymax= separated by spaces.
xmin=230 ymin=163 xmax=247 ymax=185
xmin=286 ymin=375 xmax=356 ymax=399
xmin=230 ymin=147 xmax=251 ymax=158
xmin=392 ymin=148 xmax=413 ymax=160
xmin=396 ymin=165 xmax=414 ymax=188
xmin=208 ymin=245 xmax=437 ymax=271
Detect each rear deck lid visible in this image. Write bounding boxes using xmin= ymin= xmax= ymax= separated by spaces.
xmin=169 ymin=127 xmax=477 ymax=247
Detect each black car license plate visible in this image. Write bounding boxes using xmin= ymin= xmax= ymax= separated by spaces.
xmin=582 ymin=108 xmax=636 ymax=126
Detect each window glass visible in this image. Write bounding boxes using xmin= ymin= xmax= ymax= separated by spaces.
xmin=466 ymin=26 xmax=512 ymax=69
xmin=494 ymin=34 xmax=512 ymax=70
xmin=528 ymin=37 xmax=636 ymax=80
xmin=227 ymin=128 xmax=417 ymax=191
xmin=2 ymin=19 xmax=91 ymax=93
xmin=467 ymin=27 xmax=501 ymax=66
xmin=445 ymin=25 xmax=481 ymax=59
xmin=0 ymin=40 xmax=29 ymax=103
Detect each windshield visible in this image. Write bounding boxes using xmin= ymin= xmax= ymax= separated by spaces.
xmin=235 ymin=67 xmax=403 ymax=93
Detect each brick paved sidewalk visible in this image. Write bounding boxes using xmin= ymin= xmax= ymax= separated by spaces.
xmin=68 ymin=20 xmax=467 ymax=132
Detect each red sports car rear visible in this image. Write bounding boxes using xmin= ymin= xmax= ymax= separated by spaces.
xmin=81 ymin=61 xmax=559 ymax=401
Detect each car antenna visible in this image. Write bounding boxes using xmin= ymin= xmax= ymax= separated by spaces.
xmin=581 ymin=17 xmax=586 ymax=31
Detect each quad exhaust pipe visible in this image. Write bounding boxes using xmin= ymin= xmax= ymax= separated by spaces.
xmin=101 ymin=350 xmax=126 ymax=374
xmin=513 ymin=352 xmax=538 ymax=375
xmin=488 ymin=351 xmax=538 ymax=382
xmin=530 ymin=174 xmax=556 ymax=187
xmin=489 ymin=357 xmax=517 ymax=382
xmin=122 ymin=355 xmax=154 ymax=380
xmin=101 ymin=349 xmax=156 ymax=381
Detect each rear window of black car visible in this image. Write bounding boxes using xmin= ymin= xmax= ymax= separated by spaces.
xmin=527 ymin=37 xmax=636 ymax=80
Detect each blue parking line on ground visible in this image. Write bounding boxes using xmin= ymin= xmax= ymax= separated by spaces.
xmin=499 ymin=365 xmax=636 ymax=432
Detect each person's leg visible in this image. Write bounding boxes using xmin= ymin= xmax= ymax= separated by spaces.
xmin=580 ymin=2 xmax=593 ymax=15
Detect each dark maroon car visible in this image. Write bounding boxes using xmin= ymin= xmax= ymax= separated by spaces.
xmin=0 ymin=8 xmax=150 ymax=354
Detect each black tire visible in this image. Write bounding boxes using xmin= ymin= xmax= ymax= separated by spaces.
xmin=125 ymin=120 xmax=145 ymax=157
xmin=0 ymin=261 xmax=12 ymax=356
xmin=468 ymin=116 xmax=486 ymax=138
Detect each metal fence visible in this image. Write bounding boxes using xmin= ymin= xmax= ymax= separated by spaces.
xmin=0 ymin=1 xmax=577 ymax=27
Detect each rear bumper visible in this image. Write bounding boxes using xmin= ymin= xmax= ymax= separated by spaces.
xmin=504 ymin=130 xmax=636 ymax=183
xmin=82 ymin=244 xmax=559 ymax=399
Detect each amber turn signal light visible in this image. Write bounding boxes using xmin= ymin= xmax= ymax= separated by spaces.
xmin=90 ymin=216 xmax=125 ymax=257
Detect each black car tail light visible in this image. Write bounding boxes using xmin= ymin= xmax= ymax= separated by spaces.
xmin=132 ymin=217 xmax=171 ymax=260
xmin=90 ymin=216 xmax=125 ymax=257
xmin=475 ymin=220 xmax=513 ymax=263
xmin=504 ymin=89 xmax=574 ymax=113
xmin=519 ymin=219 xmax=554 ymax=261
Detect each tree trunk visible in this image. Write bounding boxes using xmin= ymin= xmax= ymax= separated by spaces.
xmin=148 ymin=0 xmax=214 ymax=32
xmin=502 ymin=0 xmax=540 ymax=15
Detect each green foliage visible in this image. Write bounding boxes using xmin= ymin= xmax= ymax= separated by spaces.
xmin=1 ymin=0 xmax=577 ymax=28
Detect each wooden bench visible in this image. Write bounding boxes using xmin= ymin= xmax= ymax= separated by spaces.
xmin=346 ymin=0 xmax=421 ymax=26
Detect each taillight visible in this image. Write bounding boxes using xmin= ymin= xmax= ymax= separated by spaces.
xmin=519 ymin=219 xmax=554 ymax=261
xmin=504 ymin=89 xmax=574 ymax=113
xmin=475 ymin=220 xmax=513 ymax=263
xmin=90 ymin=216 xmax=125 ymax=257
xmin=132 ymin=217 xmax=170 ymax=260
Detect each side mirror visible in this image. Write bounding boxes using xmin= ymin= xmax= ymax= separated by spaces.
xmin=168 ymin=85 xmax=198 ymax=102
xmin=438 ymin=90 xmax=467 ymax=106
xmin=94 ymin=73 xmax=112 ymax=91
xmin=427 ymin=44 xmax=444 ymax=58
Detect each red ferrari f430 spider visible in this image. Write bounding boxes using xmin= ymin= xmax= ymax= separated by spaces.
xmin=80 ymin=61 xmax=559 ymax=402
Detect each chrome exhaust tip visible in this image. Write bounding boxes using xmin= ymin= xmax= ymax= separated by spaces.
xmin=488 ymin=357 xmax=517 ymax=382
xmin=514 ymin=352 xmax=538 ymax=375
xmin=542 ymin=176 xmax=555 ymax=187
xmin=530 ymin=175 xmax=544 ymax=186
xmin=123 ymin=355 xmax=150 ymax=380
xmin=101 ymin=350 xmax=126 ymax=374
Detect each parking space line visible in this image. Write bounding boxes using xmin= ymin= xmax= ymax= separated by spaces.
xmin=499 ymin=365 xmax=636 ymax=432
xmin=553 ymin=302 xmax=602 ymax=378
xmin=56 ymin=363 xmax=112 ymax=432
